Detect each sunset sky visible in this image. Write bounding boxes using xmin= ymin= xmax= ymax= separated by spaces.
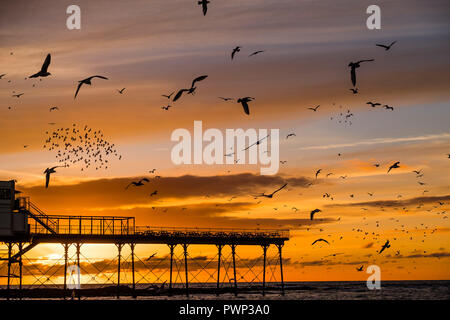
xmin=0 ymin=0 xmax=449 ymax=284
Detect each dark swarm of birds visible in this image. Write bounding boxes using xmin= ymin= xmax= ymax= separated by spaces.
xmin=43 ymin=124 xmax=122 ymax=174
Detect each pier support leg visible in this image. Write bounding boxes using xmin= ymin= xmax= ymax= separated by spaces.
xmin=168 ymin=244 xmax=175 ymax=296
xmin=262 ymin=244 xmax=269 ymax=296
xmin=63 ymin=243 xmax=69 ymax=299
xmin=75 ymin=243 xmax=81 ymax=300
xmin=130 ymin=243 xmax=136 ymax=298
xmin=231 ymin=244 xmax=238 ymax=296
xmin=183 ymin=244 xmax=189 ymax=297
xmin=6 ymin=242 xmax=11 ymax=300
xmin=216 ymin=244 xmax=222 ymax=296
xmin=277 ymin=244 xmax=285 ymax=295
xmin=116 ymin=243 xmax=123 ymax=299
xmin=19 ymin=243 xmax=23 ymax=299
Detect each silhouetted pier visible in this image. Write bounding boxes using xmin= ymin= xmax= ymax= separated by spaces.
xmin=0 ymin=180 xmax=289 ymax=299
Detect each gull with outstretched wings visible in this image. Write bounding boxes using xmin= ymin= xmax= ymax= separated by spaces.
xmin=311 ymin=238 xmax=329 ymax=245
xmin=237 ymin=97 xmax=254 ymax=115
xmin=29 ymin=54 xmax=51 ymax=78
xmin=259 ymin=183 xmax=287 ymax=198
xmin=376 ymin=41 xmax=397 ymax=51
xmin=348 ymin=59 xmax=374 ymax=87
xmin=173 ymin=75 xmax=208 ymax=102
xmin=74 ymin=75 xmax=108 ymax=99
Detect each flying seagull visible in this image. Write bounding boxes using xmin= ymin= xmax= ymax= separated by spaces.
xmin=231 ymin=46 xmax=241 ymax=60
xmin=74 ymin=75 xmax=108 ymax=99
xmin=237 ymin=97 xmax=254 ymax=115
xmin=349 ymin=88 xmax=358 ymax=94
xmin=387 ymin=161 xmax=400 ymax=173
xmin=29 ymin=53 xmax=51 ymax=78
xmin=198 ymin=0 xmax=209 ymax=16
xmin=162 ymin=91 xmax=175 ymax=99
xmin=286 ymin=133 xmax=296 ymax=139
xmin=260 ymin=183 xmax=287 ymax=198
xmin=366 ymin=101 xmax=381 ymax=108
xmin=315 ymin=169 xmax=322 ymax=179
xmin=173 ymin=75 xmax=208 ymax=102
xmin=146 ymin=252 xmax=157 ymax=261
xmin=219 ymin=97 xmax=233 ymax=101
xmin=0 ymin=74 xmax=6 ymax=79
xmin=348 ymin=59 xmax=374 ymax=87
xmin=356 ymin=265 xmax=364 ymax=272
xmin=125 ymin=178 xmax=150 ymax=190
xmin=150 ymin=190 xmax=158 ymax=197
xmin=12 ymin=93 xmax=24 ymax=98
xmin=49 ymin=106 xmax=59 ymax=112
xmin=310 ymin=208 xmax=321 ymax=220
xmin=311 ymin=238 xmax=329 ymax=245
xmin=376 ymin=41 xmax=397 ymax=51
xmin=383 ymin=105 xmax=394 ymax=111
xmin=249 ymin=50 xmax=264 ymax=57
xmin=117 ymin=88 xmax=126 ymax=94
xmin=43 ymin=166 xmax=64 ymax=188
xmin=242 ymin=134 xmax=268 ymax=151
xmin=308 ymin=105 xmax=320 ymax=112
xmin=378 ymin=240 xmax=390 ymax=254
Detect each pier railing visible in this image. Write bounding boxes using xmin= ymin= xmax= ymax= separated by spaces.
xmin=135 ymin=226 xmax=289 ymax=239
xmin=27 ymin=216 xmax=288 ymax=239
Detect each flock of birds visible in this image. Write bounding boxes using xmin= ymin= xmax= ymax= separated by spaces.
xmin=42 ymin=124 xmax=122 ymax=187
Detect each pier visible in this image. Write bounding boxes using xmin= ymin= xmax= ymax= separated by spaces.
xmin=0 ymin=180 xmax=289 ymax=299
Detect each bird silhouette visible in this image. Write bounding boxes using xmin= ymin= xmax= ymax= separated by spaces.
xmin=260 ymin=183 xmax=287 ymax=198
xmin=378 ymin=240 xmax=391 ymax=254
xmin=219 ymin=97 xmax=233 ymax=101
xmin=242 ymin=134 xmax=268 ymax=151
xmin=387 ymin=161 xmax=400 ymax=173
xmin=310 ymin=209 xmax=321 ymax=220
xmin=315 ymin=169 xmax=322 ymax=179
xmin=173 ymin=75 xmax=208 ymax=102
xmin=49 ymin=106 xmax=59 ymax=112
xmin=286 ymin=133 xmax=296 ymax=139
xmin=0 ymin=74 xmax=7 ymax=79
xmin=198 ymin=0 xmax=209 ymax=15
xmin=125 ymin=178 xmax=150 ymax=189
xmin=231 ymin=46 xmax=241 ymax=59
xmin=308 ymin=105 xmax=320 ymax=112
xmin=29 ymin=53 xmax=51 ymax=78
xmin=162 ymin=92 xmax=175 ymax=99
xmin=43 ymin=166 xmax=64 ymax=188
xmin=311 ymin=238 xmax=329 ymax=245
xmin=376 ymin=41 xmax=397 ymax=51
xmin=237 ymin=97 xmax=254 ymax=115
xmin=12 ymin=93 xmax=24 ymax=98
xmin=349 ymin=88 xmax=358 ymax=94
xmin=383 ymin=105 xmax=394 ymax=111
xmin=146 ymin=252 xmax=157 ymax=261
xmin=117 ymin=88 xmax=126 ymax=94
xmin=348 ymin=59 xmax=374 ymax=87
xmin=150 ymin=190 xmax=158 ymax=196
xmin=366 ymin=102 xmax=381 ymax=108
xmin=249 ymin=50 xmax=264 ymax=57
xmin=74 ymin=75 xmax=108 ymax=99
xmin=356 ymin=265 xmax=364 ymax=272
